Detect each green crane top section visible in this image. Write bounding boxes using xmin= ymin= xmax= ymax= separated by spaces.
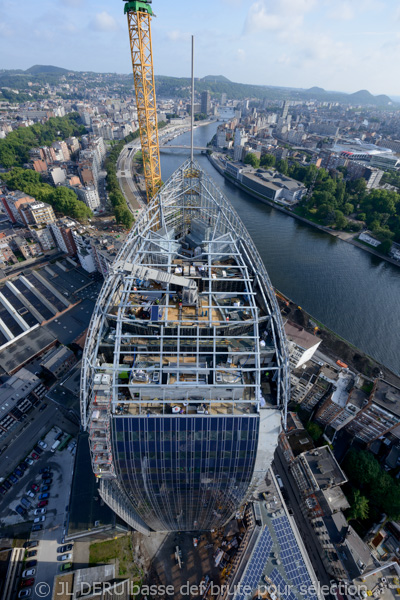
xmin=123 ymin=1 xmax=153 ymax=16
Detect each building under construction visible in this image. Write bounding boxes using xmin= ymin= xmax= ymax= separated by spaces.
xmin=81 ymin=160 xmax=290 ymax=533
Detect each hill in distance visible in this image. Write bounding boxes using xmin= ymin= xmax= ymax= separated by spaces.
xmin=0 ymin=66 xmax=395 ymax=107
xmin=201 ymin=75 xmax=231 ymax=83
xmin=25 ymin=65 xmax=70 ymax=75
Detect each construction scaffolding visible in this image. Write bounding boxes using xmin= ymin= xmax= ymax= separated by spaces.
xmin=81 ymin=160 xmax=290 ymax=531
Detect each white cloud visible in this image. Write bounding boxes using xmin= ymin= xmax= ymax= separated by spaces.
xmin=244 ymin=0 xmax=316 ymax=34
xmin=92 ymin=12 xmax=119 ymax=32
xmin=166 ymin=30 xmax=191 ymax=43
xmin=328 ymin=3 xmax=355 ymax=21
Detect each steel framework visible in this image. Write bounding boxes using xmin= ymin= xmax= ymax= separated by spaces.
xmin=125 ymin=3 xmax=162 ymax=201
xmin=81 ymin=159 xmax=290 ymax=531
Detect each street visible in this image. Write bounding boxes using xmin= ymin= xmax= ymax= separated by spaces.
xmin=273 ymin=447 xmax=335 ymax=599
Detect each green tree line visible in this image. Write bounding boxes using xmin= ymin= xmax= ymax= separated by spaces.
xmin=105 ymin=122 xmax=167 ymax=230
xmin=248 ymin=152 xmax=400 ymax=247
xmin=0 ymin=113 xmax=86 ymax=168
xmin=343 ymin=448 xmax=400 ymax=521
xmin=0 ymin=168 xmax=92 ymax=221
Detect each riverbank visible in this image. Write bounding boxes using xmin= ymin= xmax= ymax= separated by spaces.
xmin=207 ymin=152 xmax=400 ymax=269
xmin=276 ymin=290 xmax=400 ymax=388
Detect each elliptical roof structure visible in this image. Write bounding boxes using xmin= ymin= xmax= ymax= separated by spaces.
xmin=81 ymin=159 xmax=289 ymax=533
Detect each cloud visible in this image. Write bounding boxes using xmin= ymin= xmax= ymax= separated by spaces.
xmin=166 ymin=30 xmax=191 ymax=43
xmin=328 ymin=3 xmax=355 ymax=21
xmin=244 ymin=0 xmax=316 ymax=34
xmin=92 ymin=12 xmax=119 ymax=32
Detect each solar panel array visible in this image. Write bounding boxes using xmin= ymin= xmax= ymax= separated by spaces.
xmin=269 ymin=569 xmax=298 ymax=600
xmin=272 ymin=516 xmax=317 ymax=600
xmin=233 ymin=526 xmax=273 ymax=600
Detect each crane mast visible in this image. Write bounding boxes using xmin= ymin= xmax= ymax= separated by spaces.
xmin=124 ymin=1 xmax=162 ymax=201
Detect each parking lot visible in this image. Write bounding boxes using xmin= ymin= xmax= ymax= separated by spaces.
xmin=1 ymin=428 xmax=77 ymax=600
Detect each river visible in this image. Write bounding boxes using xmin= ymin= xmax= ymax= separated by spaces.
xmin=160 ymin=120 xmax=400 ymax=376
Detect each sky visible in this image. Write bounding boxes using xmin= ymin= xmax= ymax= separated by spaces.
xmin=1 ymin=0 xmax=400 ymax=97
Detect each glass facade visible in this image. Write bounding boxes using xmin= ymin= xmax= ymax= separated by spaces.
xmin=112 ymin=415 xmax=259 ymax=531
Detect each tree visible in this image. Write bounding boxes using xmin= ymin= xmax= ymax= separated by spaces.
xmin=379 ymin=239 xmax=392 ymax=255
xmin=343 ymin=203 xmax=354 ymax=216
xmin=347 ymin=489 xmax=369 ymax=521
xmin=244 ymin=152 xmax=260 ymax=169
xmin=276 ymin=159 xmax=288 ymax=175
xmin=306 ymin=421 xmax=322 ymax=442
xmin=260 ymin=153 xmax=276 ymax=168
xmin=334 ymin=210 xmax=348 ymax=230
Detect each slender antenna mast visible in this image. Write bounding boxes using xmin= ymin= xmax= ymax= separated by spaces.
xmin=191 ymin=35 xmax=195 ymax=163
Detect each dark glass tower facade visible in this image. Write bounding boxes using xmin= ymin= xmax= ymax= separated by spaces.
xmin=81 ymin=160 xmax=289 ymax=533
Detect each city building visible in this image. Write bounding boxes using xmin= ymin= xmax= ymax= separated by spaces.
xmin=345 ymin=380 xmax=400 ymax=443
xmin=81 ymin=159 xmax=289 ymax=534
xmin=40 ymin=344 xmax=76 ymax=379
xmin=74 ymin=184 xmax=100 ymax=211
xmin=201 ymin=91 xmax=211 ymax=115
xmin=19 ymin=201 xmax=56 ymax=227
xmin=0 ymin=368 xmax=46 ymax=434
xmin=28 ymin=225 xmax=55 ymax=251
xmin=290 ymin=446 xmax=373 ymax=581
xmin=1 ymin=191 xmax=36 ymax=224
xmin=49 ymin=223 xmax=77 ymax=256
xmin=284 ymin=321 xmax=322 ymax=369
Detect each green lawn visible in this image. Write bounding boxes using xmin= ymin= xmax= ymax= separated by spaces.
xmin=89 ymin=535 xmax=143 ymax=579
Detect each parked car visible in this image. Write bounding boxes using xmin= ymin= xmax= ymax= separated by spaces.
xmin=14 ymin=468 xmax=23 ymax=478
xmin=33 ymin=446 xmax=43 ymax=455
xmin=57 ymin=544 xmax=73 ymax=553
xmin=15 ymin=505 xmax=27 ymax=516
xmin=31 ymin=484 xmax=40 ymax=492
xmin=43 ymin=479 xmax=52 ymax=485
xmin=3 ymin=480 xmax=11 ymax=489
xmin=58 ymin=553 xmax=72 ymax=562
xmin=20 ymin=579 xmax=34 ymax=588
xmin=34 ymin=508 xmax=46 ymax=515
xmin=33 ymin=516 xmax=45 ymax=523
xmin=26 ymin=550 xmax=37 ymax=558
xmin=18 ymin=589 xmax=32 ymax=598
xmin=41 ymin=473 xmax=52 ymax=480
xmin=38 ymin=493 xmax=49 ymax=500
xmin=25 ymin=560 xmax=37 ymax=568
xmin=41 ymin=485 xmax=50 ymax=492
xmin=31 ymin=453 xmax=39 ymax=461
xmin=23 ymin=541 xmax=38 ymax=549
xmin=19 ymin=462 xmax=28 ymax=471
xmin=60 ymin=562 xmax=72 ymax=572
xmin=26 ymin=491 xmax=35 ymax=498
xmin=39 ymin=467 xmax=50 ymax=474
xmin=38 ymin=440 xmax=48 ymax=449
xmin=25 ymin=457 xmax=34 ymax=466
xmin=0 ymin=485 xmax=7 ymax=495
xmin=22 ymin=568 xmax=36 ymax=578
xmin=21 ymin=497 xmax=31 ymax=509
xmin=9 ymin=474 xmax=18 ymax=484
xmin=31 ymin=524 xmax=42 ymax=532
xmin=37 ymin=500 xmax=48 ymax=508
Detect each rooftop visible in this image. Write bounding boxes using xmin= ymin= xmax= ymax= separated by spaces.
xmin=373 ymin=380 xmax=400 ymax=417
xmin=300 ymin=446 xmax=347 ymax=490
xmin=285 ymin=321 xmax=322 ymax=351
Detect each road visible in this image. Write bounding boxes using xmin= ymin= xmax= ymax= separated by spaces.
xmin=116 ymin=122 xmax=213 ymax=213
xmin=273 ymin=448 xmax=335 ymax=599
xmin=0 ymin=403 xmax=79 ymax=482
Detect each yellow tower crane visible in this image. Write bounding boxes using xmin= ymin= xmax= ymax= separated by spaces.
xmin=123 ymin=1 xmax=162 ymax=201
